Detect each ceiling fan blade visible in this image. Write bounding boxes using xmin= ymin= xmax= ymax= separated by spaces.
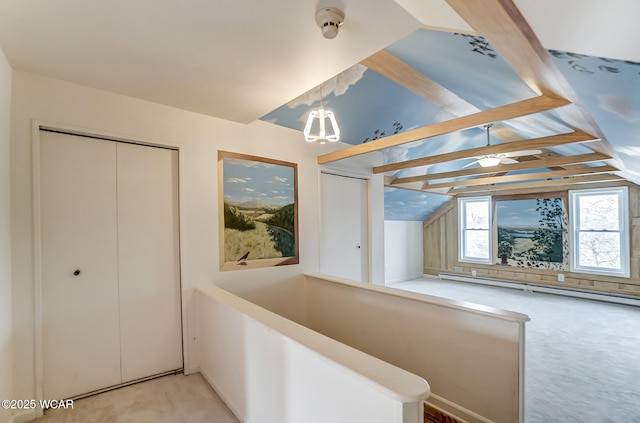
xmin=463 ymin=159 xmax=481 ymax=168
xmin=499 ymin=157 xmax=519 ymax=164
xmin=501 ymin=149 xmax=543 ymax=158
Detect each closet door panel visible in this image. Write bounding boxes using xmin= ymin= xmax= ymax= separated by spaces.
xmin=117 ymin=143 xmax=182 ymax=382
xmin=41 ymin=132 xmax=121 ymax=399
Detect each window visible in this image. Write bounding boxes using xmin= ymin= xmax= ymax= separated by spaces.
xmin=458 ymin=196 xmax=492 ymax=263
xmin=569 ymin=187 xmax=629 ymax=277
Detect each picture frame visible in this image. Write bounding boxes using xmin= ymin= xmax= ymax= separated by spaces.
xmin=218 ymin=151 xmax=299 ymax=271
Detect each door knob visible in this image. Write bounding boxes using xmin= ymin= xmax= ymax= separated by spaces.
xmin=356 ymin=245 xmax=361 ymax=249
xmin=73 ymin=269 xmax=81 ymax=276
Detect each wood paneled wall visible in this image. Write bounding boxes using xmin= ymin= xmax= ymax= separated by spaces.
xmin=423 ymin=184 xmax=640 ymax=297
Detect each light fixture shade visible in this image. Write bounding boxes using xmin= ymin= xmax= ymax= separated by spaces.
xmin=478 ymin=156 xmax=502 ymax=167
xmin=303 ymin=107 xmax=340 ymax=143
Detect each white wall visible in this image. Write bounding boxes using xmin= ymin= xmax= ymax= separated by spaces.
xmin=9 ymin=70 xmax=379 ymax=402
xmin=384 ymin=220 xmax=423 ymax=283
xmin=198 ymin=284 xmax=428 ymax=423
xmin=0 ymin=46 xmax=13 ymax=423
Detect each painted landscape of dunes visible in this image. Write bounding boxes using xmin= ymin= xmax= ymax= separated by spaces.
xmin=218 ymin=151 xmax=298 ymax=270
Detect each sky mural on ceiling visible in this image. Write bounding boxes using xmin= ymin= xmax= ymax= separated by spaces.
xmin=260 ymin=28 xmax=640 ymax=221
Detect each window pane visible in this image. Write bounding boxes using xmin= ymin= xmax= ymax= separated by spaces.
xmin=459 ymin=196 xmax=491 ymax=264
xmin=465 ymin=230 xmax=489 ymax=259
xmin=465 ymin=201 xmax=489 ymax=229
xmin=579 ymin=194 xmax=619 ymax=230
xmin=578 ymin=232 xmax=621 ymax=269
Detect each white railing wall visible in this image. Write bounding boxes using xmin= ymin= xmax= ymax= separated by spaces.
xmin=304 ymin=273 xmax=530 ymax=423
xmin=196 ymin=284 xmax=430 ymax=423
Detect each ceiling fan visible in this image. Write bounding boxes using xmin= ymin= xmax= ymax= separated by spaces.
xmin=464 ymin=124 xmax=542 ymax=168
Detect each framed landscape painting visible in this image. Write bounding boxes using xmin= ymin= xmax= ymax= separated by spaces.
xmin=218 ymin=151 xmax=299 ymax=271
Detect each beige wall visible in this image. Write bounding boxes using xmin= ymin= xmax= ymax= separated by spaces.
xmin=0 ymin=46 xmax=13 ymax=423
xmin=304 ymin=273 xmax=527 ymax=423
xmin=423 ymin=187 xmax=640 ymax=296
xmin=384 ymin=220 xmax=423 ymax=283
xmin=9 ymin=70 xmax=380 ymax=402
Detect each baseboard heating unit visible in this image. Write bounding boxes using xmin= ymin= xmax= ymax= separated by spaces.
xmin=438 ymin=273 xmax=640 ymax=307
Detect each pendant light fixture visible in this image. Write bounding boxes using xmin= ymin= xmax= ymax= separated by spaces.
xmin=303 ymin=83 xmax=340 ymax=144
xmin=303 ymin=7 xmax=344 ymax=144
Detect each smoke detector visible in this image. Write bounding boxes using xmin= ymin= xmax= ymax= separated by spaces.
xmin=315 ymin=7 xmax=345 ymax=39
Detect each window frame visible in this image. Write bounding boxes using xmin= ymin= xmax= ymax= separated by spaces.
xmin=458 ymin=196 xmax=493 ymax=264
xmin=569 ymin=186 xmax=630 ymax=278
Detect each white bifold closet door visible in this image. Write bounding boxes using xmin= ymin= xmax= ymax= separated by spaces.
xmin=116 ymin=142 xmax=182 ymax=383
xmin=41 ymin=132 xmax=121 ymax=400
xmin=40 ymin=131 xmax=182 ymax=400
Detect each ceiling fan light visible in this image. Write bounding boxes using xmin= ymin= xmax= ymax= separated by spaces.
xmin=478 ymin=156 xmax=502 ymax=167
xmin=303 ymin=107 xmax=340 ymax=144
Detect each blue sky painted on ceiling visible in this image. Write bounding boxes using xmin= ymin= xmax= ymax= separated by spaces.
xmin=549 ymin=51 xmax=640 ymax=173
xmin=384 ymin=187 xmax=451 ymax=221
xmin=261 ymin=28 xmax=640 ymax=221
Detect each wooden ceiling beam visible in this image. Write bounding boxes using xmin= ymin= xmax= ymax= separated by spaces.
xmin=414 ymin=165 xmax=617 ymax=190
xmin=373 ymin=130 xmax=597 ymax=174
xmin=384 ymin=176 xmax=428 ymax=193
xmin=452 ymin=174 xmax=625 ymax=195
xmin=361 ymin=49 xmax=604 ymax=177
xmin=390 ymin=152 xmax=612 ymax=185
xmin=444 ymin=0 xmax=617 ymax=159
xmin=361 ymin=50 xmax=556 ymax=143
xmin=317 ymin=93 xmax=570 ymax=164
xmin=361 ymin=50 xmax=480 ymax=116
xmin=384 ymin=176 xmax=453 ymax=195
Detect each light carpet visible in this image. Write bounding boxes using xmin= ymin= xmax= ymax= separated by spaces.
xmin=35 ymin=373 xmax=239 ymax=423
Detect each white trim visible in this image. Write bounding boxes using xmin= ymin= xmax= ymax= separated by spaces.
xmin=177 ymin=141 xmax=189 ymax=376
xmin=198 ymin=367 xmax=245 ymax=422
xmin=438 ymin=273 xmax=640 ymax=307
xmin=569 ymin=186 xmax=630 ymax=278
xmin=518 ymin=321 xmax=526 ymax=423
xmin=8 ymin=409 xmax=37 ymax=423
xmin=31 ymin=120 xmax=190 ymax=409
xmin=31 ymin=121 xmax=44 ymax=419
xmin=307 ymin=272 xmax=530 ymax=323
xmin=457 ymin=196 xmax=492 ymax=264
xmin=199 ymin=282 xmax=431 ymax=403
xmin=185 ymin=365 xmax=201 ymax=376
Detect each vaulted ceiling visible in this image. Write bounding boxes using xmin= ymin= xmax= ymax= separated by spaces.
xmin=262 ymin=1 xmax=640 ymax=220
xmin=1 ymin=0 xmax=638 ymax=221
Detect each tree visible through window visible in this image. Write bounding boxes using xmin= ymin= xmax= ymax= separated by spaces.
xmin=459 ymin=197 xmax=491 ymax=263
xmin=570 ymin=187 xmax=629 ymax=277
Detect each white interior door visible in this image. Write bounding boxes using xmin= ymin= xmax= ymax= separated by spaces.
xmin=117 ymin=143 xmax=183 ymax=382
xmin=40 ymin=131 xmax=183 ymax=399
xmin=320 ymin=172 xmax=368 ymax=281
xmin=41 ymin=132 xmax=121 ymax=399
